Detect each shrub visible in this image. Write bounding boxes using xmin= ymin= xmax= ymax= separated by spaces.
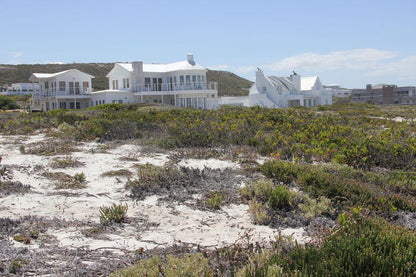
xmin=101 ymin=169 xmax=133 ymax=178
xmin=298 ymin=195 xmax=333 ymax=219
xmin=276 ymin=215 xmax=416 ymax=276
xmin=268 ymin=185 xmax=293 ymax=210
xmin=0 ymin=95 xmax=20 ymax=110
xmin=248 ymin=199 xmax=270 ymax=225
xmin=99 ymin=203 xmax=128 ymax=225
xmin=110 ymin=253 xmax=212 ymax=277
xmin=50 ymin=156 xmax=85 ymax=168
xmin=205 ymin=191 xmax=223 ymax=210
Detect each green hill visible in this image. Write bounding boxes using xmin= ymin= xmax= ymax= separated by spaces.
xmin=0 ymin=64 xmax=252 ymax=96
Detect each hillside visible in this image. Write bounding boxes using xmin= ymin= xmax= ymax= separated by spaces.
xmin=0 ymin=63 xmax=252 ymax=96
xmin=206 ymin=69 xmax=253 ymax=96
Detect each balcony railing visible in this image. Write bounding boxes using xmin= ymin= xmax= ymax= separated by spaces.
xmin=32 ymin=88 xmax=93 ymax=97
xmin=132 ymin=82 xmax=217 ymax=93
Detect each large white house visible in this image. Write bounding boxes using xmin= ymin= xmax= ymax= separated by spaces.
xmin=30 ymin=54 xmax=218 ymax=111
xmin=30 ymin=69 xmax=94 ymax=111
xmin=90 ymin=53 xmax=218 ymax=109
xmin=220 ymin=69 xmax=332 ymax=108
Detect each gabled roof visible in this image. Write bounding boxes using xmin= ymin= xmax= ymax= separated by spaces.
xmin=301 ymin=76 xmax=319 ymax=91
xmin=263 ymin=74 xmax=320 ymax=92
xmin=113 ymin=59 xmax=206 ymax=74
xmin=266 ymin=76 xmax=295 ymax=91
xmin=29 ymin=69 xmax=94 ymax=82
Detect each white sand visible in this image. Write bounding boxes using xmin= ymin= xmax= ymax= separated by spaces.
xmin=0 ymin=134 xmax=308 ymax=253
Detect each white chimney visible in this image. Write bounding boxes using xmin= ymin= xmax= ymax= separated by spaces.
xmin=291 ymin=72 xmax=301 ymax=92
xmin=131 ymin=61 xmax=143 ymax=91
xmin=187 ymin=53 xmax=195 ymax=65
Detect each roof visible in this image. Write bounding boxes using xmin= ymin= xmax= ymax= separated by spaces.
xmin=29 ymin=69 xmax=94 ymax=81
xmin=263 ymin=75 xmax=319 ymax=91
xmin=115 ymin=59 xmax=206 ymax=74
xmin=300 ymin=76 xmax=318 ymax=91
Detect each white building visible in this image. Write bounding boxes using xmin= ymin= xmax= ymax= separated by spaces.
xmin=245 ymin=69 xmax=332 ymax=108
xmin=5 ymin=83 xmax=39 ymax=95
xmin=30 ymin=69 xmax=94 ymax=111
xmin=90 ymin=53 xmax=218 ymax=109
xmin=324 ymin=85 xmax=351 ymax=98
xmin=29 ymin=54 xmax=218 ymax=111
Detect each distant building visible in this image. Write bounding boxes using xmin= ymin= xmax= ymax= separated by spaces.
xmin=5 ymin=83 xmax=39 ymax=96
xmin=324 ymin=85 xmax=351 ymax=98
xmin=220 ymin=69 xmax=332 ymax=108
xmin=351 ymin=84 xmax=416 ymax=105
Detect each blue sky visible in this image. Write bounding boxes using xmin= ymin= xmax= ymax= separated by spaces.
xmin=1 ymin=0 xmax=416 ymax=88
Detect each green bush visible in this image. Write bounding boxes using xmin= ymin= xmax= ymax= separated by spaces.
xmin=99 ymin=203 xmax=128 ymax=225
xmin=276 ymin=214 xmax=416 ymax=276
xmin=0 ymin=95 xmax=20 ymax=110
xmin=205 ymin=191 xmax=223 ymax=210
xmin=110 ymin=253 xmax=212 ymax=276
xmin=248 ymin=199 xmax=270 ymax=225
xmin=268 ymin=185 xmax=293 ymax=210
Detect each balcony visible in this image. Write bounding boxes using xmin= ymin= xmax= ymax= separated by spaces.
xmin=132 ymin=82 xmax=217 ymax=95
xmin=32 ymin=88 xmax=93 ymax=98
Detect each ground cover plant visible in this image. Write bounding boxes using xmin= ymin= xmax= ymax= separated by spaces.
xmin=1 ymin=102 xmax=416 ymax=275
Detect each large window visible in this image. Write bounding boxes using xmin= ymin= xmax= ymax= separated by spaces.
xmin=179 ymin=76 xmax=184 ymax=85
xmin=59 ymin=81 xmax=65 ymax=92
xmin=69 ymin=82 xmax=74 ymax=94
xmin=145 ymin=78 xmax=151 ymax=90
xmin=75 ymin=82 xmax=80 ymax=95
xmin=112 ymin=80 xmax=119 ymax=90
xmin=123 ymin=78 xmax=130 ymax=89
xmin=185 ymin=75 xmax=190 ymax=86
xmin=83 ymin=82 xmax=89 ymax=92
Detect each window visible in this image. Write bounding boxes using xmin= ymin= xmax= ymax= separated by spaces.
xmin=112 ymin=100 xmax=117 ymax=103
xmin=179 ymin=76 xmax=184 ymax=85
xmin=75 ymin=82 xmax=80 ymax=94
xmin=185 ymin=75 xmax=190 ymax=85
xmin=59 ymin=102 xmax=66 ymax=109
xmin=83 ymin=82 xmax=89 ymax=92
xmin=45 ymin=82 xmax=49 ymax=89
xmin=123 ymin=78 xmax=130 ymax=89
xmin=112 ymin=80 xmax=119 ymax=89
xmin=192 ymin=75 xmax=196 ymax=85
xmin=145 ymin=78 xmax=151 ymax=90
xmin=118 ymin=100 xmax=123 ymax=104
xmin=69 ymin=82 xmax=74 ymax=94
xmin=59 ymin=81 xmax=65 ymax=91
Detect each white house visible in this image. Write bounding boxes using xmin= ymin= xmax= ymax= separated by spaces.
xmin=90 ymin=53 xmax=218 ymax=109
xmin=5 ymin=83 xmax=39 ymax=96
xmin=246 ymin=69 xmax=332 ymax=108
xmin=30 ymin=69 xmax=94 ymax=111
xmin=220 ymin=69 xmax=332 ymax=108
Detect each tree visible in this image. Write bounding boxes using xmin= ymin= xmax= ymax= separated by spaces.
xmin=0 ymin=95 xmax=20 ymax=110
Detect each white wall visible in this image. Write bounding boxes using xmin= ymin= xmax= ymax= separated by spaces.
xmin=90 ymin=91 xmax=137 ymax=106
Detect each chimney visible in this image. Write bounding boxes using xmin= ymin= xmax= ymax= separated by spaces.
xmin=131 ymin=61 xmax=143 ymax=91
xmin=291 ymin=72 xmax=301 ymax=91
xmin=187 ymin=53 xmax=195 ymax=65
xmin=132 ymin=61 xmax=143 ymax=73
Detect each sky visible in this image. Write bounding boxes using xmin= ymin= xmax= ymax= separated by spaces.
xmin=1 ymin=0 xmax=416 ymax=88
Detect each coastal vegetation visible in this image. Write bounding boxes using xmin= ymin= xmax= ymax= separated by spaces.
xmin=1 ymin=102 xmax=415 ymax=275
